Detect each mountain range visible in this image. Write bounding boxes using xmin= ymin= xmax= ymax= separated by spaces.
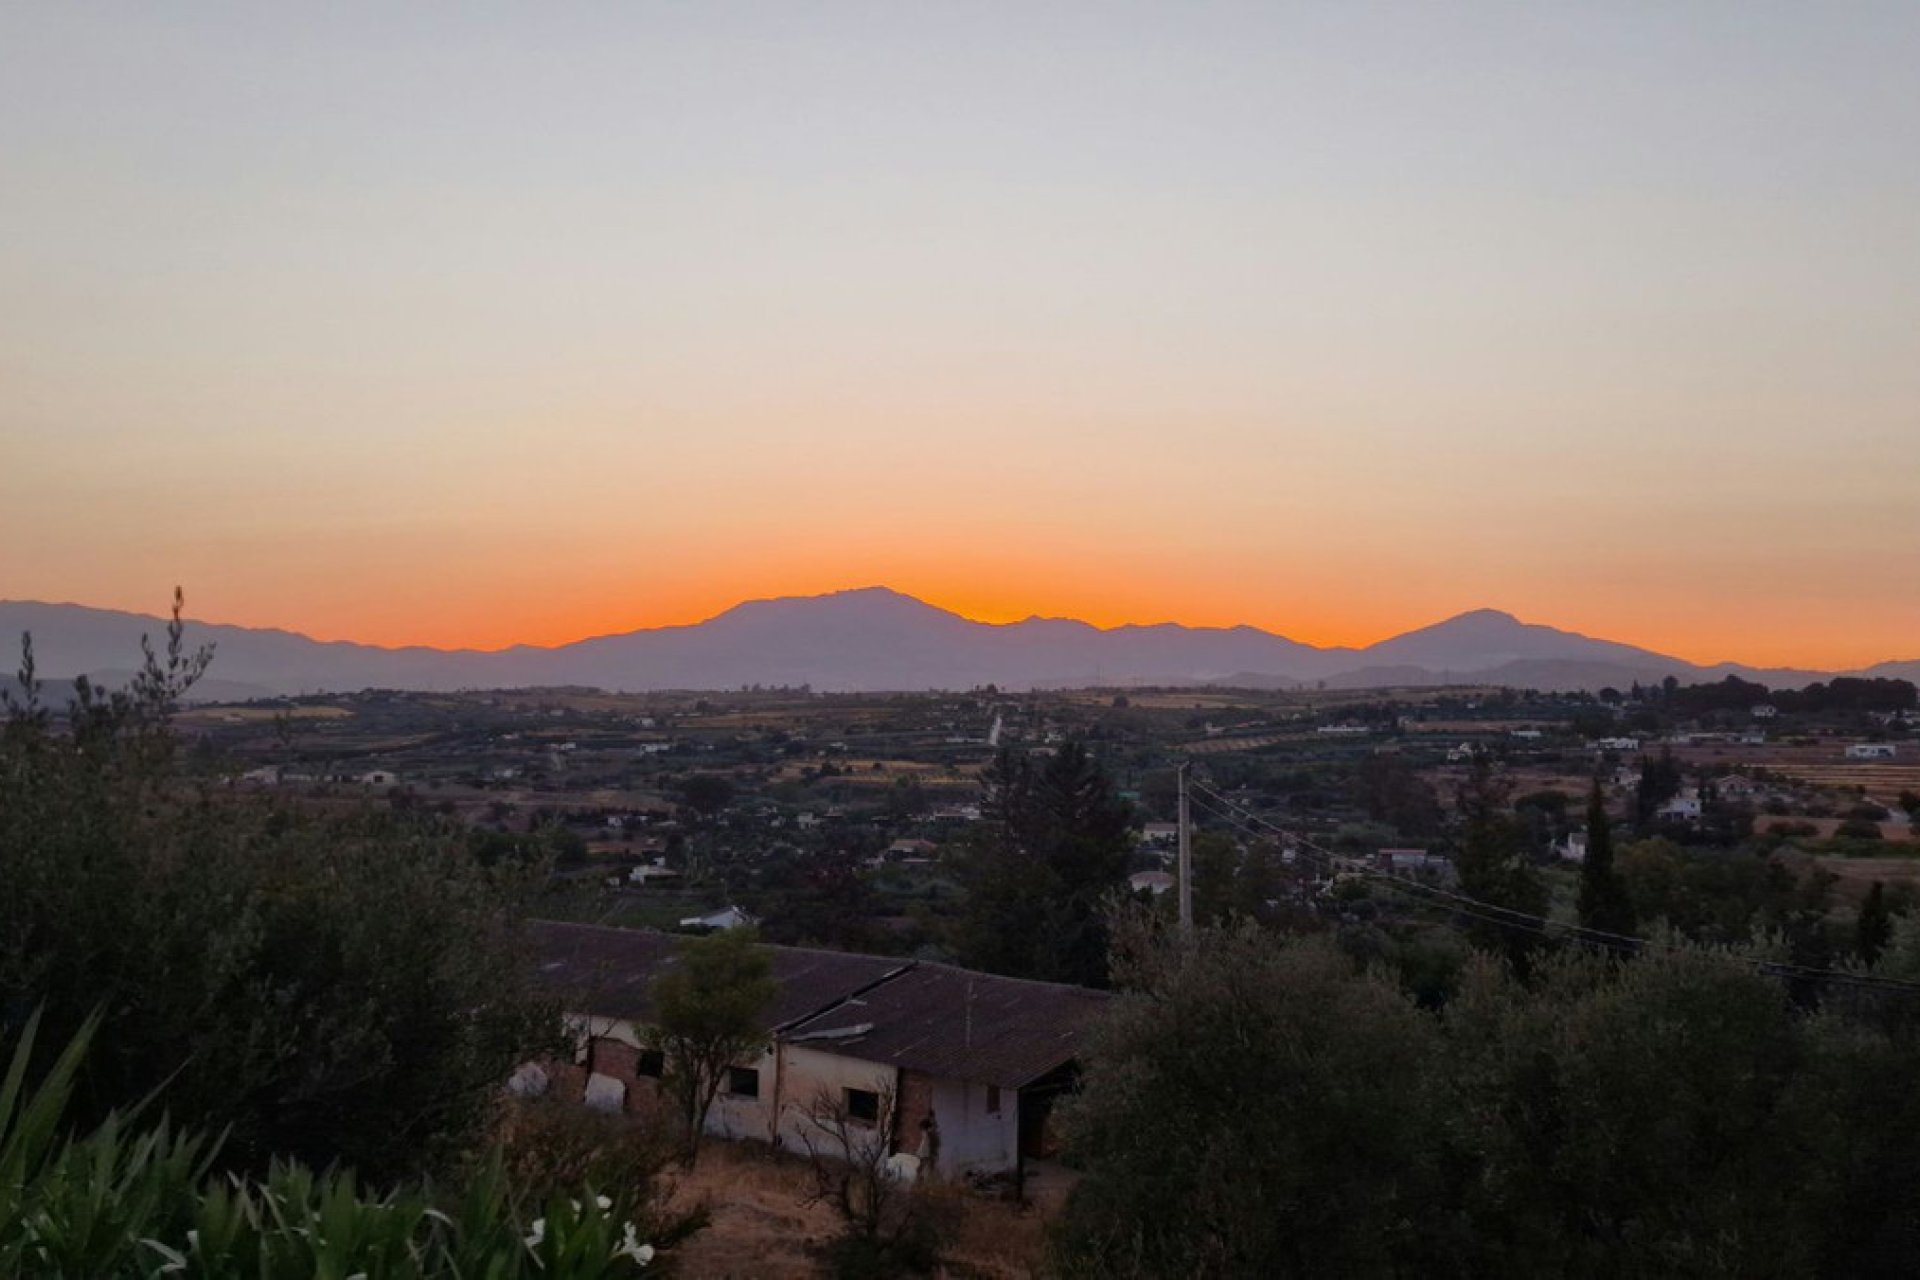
xmin=1 ymin=588 xmax=1913 ymax=700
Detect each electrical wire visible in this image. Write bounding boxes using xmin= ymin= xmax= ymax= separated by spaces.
xmin=1181 ymin=776 xmax=1920 ymax=995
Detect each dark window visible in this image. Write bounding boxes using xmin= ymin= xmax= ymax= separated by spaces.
xmin=986 ymin=1084 xmax=1002 ymax=1115
xmin=637 ymin=1049 xmax=665 ymax=1079
xmin=727 ymin=1066 xmax=760 ymax=1098
xmin=845 ymin=1088 xmax=880 ymax=1124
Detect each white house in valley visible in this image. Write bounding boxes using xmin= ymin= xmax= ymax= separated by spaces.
xmin=1657 ymin=790 xmax=1704 ymax=821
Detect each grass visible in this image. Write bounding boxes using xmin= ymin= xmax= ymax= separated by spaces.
xmin=665 ymin=1139 xmax=1053 ymax=1279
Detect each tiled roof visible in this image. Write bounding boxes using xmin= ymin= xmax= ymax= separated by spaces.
xmin=527 ymin=920 xmax=1106 ymax=1088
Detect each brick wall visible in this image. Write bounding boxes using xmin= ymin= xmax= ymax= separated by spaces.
xmin=897 ymin=1069 xmax=936 ymax=1155
xmin=546 ymin=1059 xmax=588 ymax=1101
xmin=586 ymin=1036 xmax=665 ymax=1116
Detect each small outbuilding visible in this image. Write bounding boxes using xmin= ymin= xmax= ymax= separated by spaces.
xmin=526 ymin=921 xmax=1108 ymax=1181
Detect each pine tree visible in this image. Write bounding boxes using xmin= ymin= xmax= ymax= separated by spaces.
xmin=1577 ymin=779 xmax=1636 ymax=936
xmin=955 ymin=741 xmax=1132 ymax=986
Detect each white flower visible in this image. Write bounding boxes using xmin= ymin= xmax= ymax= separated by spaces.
xmin=614 ymin=1221 xmax=656 ymax=1266
xmin=524 ymin=1217 xmax=546 ymax=1249
xmin=595 ymin=1194 xmax=613 ymax=1211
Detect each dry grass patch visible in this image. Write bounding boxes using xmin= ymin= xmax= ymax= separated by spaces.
xmin=664 ymin=1140 xmax=1053 ymax=1279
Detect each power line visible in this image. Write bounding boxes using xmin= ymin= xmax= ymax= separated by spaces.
xmin=1183 ymin=792 xmax=1593 ymax=951
xmin=1185 ymin=787 xmax=1918 ymax=993
xmin=1182 ymin=776 xmax=1920 ymax=995
xmin=1188 ymin=779 xmax=1920 ymax=993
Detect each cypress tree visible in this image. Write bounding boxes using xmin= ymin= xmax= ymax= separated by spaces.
xmin=1578 ymin=779 xmax=1636 ymax=936
xmin=1857 ymin=880 xmax=1893 ymax=966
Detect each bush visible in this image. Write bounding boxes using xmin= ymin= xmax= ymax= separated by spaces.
xmin=1056 ymin=917 xmax=1920 ymax=1279
xmin=1 ymin=609 xmax=557 ymax=1182
xmin=817 ymin=1210 xmax=952 ymax=1280
xmin=496 ymin=1096 xmax=708 ymax=1251
xmin=796 ymin=1084 xmax=955 ymax=1278
xmin=1055 ymin=917 xmax=1440 ymax=1276
xmin=1 ymin=1013 xmax=686 ymax=1277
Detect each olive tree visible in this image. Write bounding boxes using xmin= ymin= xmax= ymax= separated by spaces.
xmin=646 ymin=927 xmax=774 ymax=1165
xmin=1055 ymin=914 xmax=1442 ymax=1277
xmin=1 ymin=595 xmax=556 ymax=1182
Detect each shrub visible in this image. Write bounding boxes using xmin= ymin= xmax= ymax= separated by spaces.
xmin=1057 ymin=917 xmax=1920 ymax=1279
xmin=1055 ymin=918 xmax=1440 ymax=1276
xmin=1 ymin=1012 xmax=685 ymax=1277
xmin=496 ymin=1096 xmax=708 ymax=1252
xmin=795 ymin=1084 xmax=955 ymax=1278
xmin=1 ymin=610 xmax=556 ymax=1182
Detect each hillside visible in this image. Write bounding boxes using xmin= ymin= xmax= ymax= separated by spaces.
xmin=0 ymin=588 xmax=1876 ymax=696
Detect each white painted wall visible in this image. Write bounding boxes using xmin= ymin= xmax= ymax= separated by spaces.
xmin=926 ymin=1077 xmax=1019 ymax=1175
xmin=555 ymin=1011 xmax=1026 ymax=1174
xmin=773 ymin=1045 xmax=896 ymax=1159
xmin=565 ymin=1013 xmax=645 ymax=1049
xmin=562 ymin=1010 xmax=775 ymax=1141
xmin=703 ymin=1042 xmax=778 ymax=1142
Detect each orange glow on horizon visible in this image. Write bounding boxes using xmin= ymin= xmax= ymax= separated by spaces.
xmin=125 ymin=573 xmax=1914 ymax=677
xmin=5 ymin=6 xmax=1917 ymax=687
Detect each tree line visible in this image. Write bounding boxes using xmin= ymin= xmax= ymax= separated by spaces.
xmin=1663 ymin=674 xmax=1917 ymax=716
xmin=1056 ymin=912 xmax=1920 ymax=1279
xmin=930 ymin=735 xmax=1920 ymax=1276
xmin=1 ymin=599 xmax=703 ymax=1274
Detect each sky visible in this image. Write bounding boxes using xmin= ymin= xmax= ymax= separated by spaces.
xmin=3 ymin=2 xmax=1917 ymax=669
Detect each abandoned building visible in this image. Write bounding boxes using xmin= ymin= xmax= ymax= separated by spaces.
xmin=525 ymin=920 xmax=1108 ymax=1180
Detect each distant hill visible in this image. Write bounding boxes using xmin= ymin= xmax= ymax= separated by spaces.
xmin=0 ymin=588 xmax=1889 ymax=697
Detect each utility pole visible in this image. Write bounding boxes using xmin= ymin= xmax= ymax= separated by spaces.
xmin=1177 ymin=762 xmax=1193 ymax=933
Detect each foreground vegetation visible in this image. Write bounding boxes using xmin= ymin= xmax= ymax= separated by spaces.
xmin=1 ymin=1011 xmax=695 ymax=1277
xmin=0 ymin=604 xmax=555 ymax=1183
xmin=1056 ymin=912 xmax=1920 ymax=1279
xmin=1 ymin=605 xmax=705 ymax=1274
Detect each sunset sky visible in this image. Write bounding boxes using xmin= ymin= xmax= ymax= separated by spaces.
xmin=3 ymin=3 xmax=1917 ymax=669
